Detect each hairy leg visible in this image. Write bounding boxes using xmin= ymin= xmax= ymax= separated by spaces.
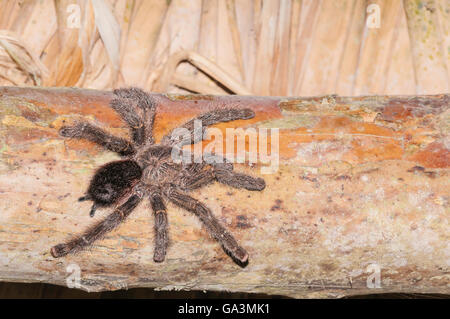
xmin=59 ymin=122 xmax=135 ymax=156
xmin=161 ymin=108 xmax=255 ymax=147
xmin=205 ymin=155 xmax=265 ymax=191
xmin=166 ymin=188 xmax=248 ymax=266
xmin=177 ymin=152 xmax=264 ymax=191
xmin=51 ymin=194 xmax=142 ymax=258
xmin=112 ymin=88 xmax=157 ymax=145
xmin=179 ymin=168 xmax=216 ymax=191
xmin=214 ymin=168 xmax=265 ymax=191
xmin=149 ymin=192 xmax=169 ymax=262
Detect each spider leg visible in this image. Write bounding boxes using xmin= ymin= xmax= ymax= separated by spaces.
xmin=59 ymin=122 xmax=135 ymax=156
xmin=203 ymin=153 xmax=265 ymax=191
xmin=178 ymin=152 xmax=264 ymax=191
xmin=165 ymin=187 xmax=248 ymax=266
xmin=178 ymin=160 xmax=215 ymax=191
xmin=51 ymin=194 xmax=142 ymax=258
xmin=149 ymin=191 xmax=169 ymax=262
xmin=213 ymin=166 xmax=266 ymax=191
xmin=161 ymin=108 xmax=255 ymax=147
xmin=111 ymin=88 xmax=157 ymax=145
xmin=180 ymin=170 xmax=216 ymax=191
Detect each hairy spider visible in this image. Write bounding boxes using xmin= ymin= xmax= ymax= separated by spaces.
xmin=51 ymin=87 xmax=265 ymax=266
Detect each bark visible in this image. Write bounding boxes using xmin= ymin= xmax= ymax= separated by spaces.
xmin=0 ymin=87 xmax=448 ymax=298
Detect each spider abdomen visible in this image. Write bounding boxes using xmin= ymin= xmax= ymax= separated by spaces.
xmin=88 ymin=160 xmax=142 ymax=206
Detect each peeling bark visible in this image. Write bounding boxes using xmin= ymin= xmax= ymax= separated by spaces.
xmin=0 ymin=87 xmax=448 ymax=298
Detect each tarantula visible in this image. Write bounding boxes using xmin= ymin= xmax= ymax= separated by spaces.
xmin=51 ymin=87 xmax=265 ymax=266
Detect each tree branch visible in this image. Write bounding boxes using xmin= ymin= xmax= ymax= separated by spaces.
xmin=0 ymin=87 xmax=448 ymax=298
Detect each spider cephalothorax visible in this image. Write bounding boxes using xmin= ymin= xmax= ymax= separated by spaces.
xmin=51 ymin=88 xmax=265 ymax=266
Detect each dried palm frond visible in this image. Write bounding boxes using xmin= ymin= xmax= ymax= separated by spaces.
xmin=0 ymin=0 xmax=448 ymax=95
xmin=0 ymin=30 xmax=48 ymax=86
xmin=152 ymin=50 xmax=252 ymax=95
